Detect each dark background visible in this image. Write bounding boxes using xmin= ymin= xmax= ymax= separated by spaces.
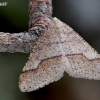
xmin=0 ymin=0 xmax=100 ymax=100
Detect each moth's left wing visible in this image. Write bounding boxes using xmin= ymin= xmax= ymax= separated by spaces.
xmin=19 ymin=18 xmax=67 ymax=92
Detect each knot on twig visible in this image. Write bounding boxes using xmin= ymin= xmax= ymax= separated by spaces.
xmin=28 ymin=26 xmax=44 ymax=36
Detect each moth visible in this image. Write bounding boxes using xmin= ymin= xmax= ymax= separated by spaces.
xmin=19 ymin=17 xmax=100 ymax=92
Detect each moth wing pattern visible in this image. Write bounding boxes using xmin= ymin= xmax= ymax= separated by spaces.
xmin=19 ymin=17 xmax=100 ymax=92
xmin=58 ymin=19 xmax=100 ymax=79
xmin=19 ymin=17 xmax=67 ymax=92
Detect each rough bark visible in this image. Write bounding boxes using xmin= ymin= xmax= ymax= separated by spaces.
xmin=0 ymin=0 xmax=52 ymax=53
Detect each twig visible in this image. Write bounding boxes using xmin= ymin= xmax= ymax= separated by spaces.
xmin=0 ymin=0 xmax=52 ymax=53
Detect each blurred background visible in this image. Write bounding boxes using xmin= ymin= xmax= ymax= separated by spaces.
xmin=0 ymin=0 xmax=100 ymax=100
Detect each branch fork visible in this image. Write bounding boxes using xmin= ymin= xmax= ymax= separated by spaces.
xmin=0 ymin=0 xmax=52 ymax=53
